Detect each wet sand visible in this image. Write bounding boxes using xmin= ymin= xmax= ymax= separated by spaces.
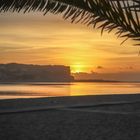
xmin=0 ymin=94 xmax=140 ymax=140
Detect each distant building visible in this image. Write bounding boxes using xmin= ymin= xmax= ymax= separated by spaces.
xmin=0 ymin=63 xmax=74 ymax=82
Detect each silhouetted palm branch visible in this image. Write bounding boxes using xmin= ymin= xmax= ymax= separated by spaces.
xmin=0 ymin=0 xmax=140 ymax=45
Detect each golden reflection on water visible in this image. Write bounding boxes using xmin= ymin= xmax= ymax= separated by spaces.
xmin=0 ymin=82 xmax=140 ymax=99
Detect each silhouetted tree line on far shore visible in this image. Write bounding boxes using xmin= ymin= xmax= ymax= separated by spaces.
xmin=0 ymin=63 xmax=74 ymax=82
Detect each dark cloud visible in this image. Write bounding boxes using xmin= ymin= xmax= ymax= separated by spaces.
xmin=129 ymin=66 xmax=133 ymax=69
xmin=97 ymin=66 xmax=104 ymax=69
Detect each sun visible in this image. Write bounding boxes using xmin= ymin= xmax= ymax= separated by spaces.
xmin=71 ymin=64 xmax=85 ymax=73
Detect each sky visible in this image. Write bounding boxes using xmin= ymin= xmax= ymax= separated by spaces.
xmin=0 ymin=11 xmax=140 ymax=81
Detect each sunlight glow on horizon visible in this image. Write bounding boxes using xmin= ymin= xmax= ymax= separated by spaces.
xmin=71 ymin=64 xmax=86 ymax=73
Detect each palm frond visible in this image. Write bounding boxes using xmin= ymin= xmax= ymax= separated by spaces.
xmin=0 ymin=0 xmax=140 ymax=45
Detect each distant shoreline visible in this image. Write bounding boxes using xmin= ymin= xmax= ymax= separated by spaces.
xmin=74 ymin=79 xmax=120 ymax=82
xmin=0 ymin=80 xmax=140 ymax=84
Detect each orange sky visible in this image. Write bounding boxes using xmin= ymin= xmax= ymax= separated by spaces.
xmin=0 ymin=12 xmax=140 ymax=74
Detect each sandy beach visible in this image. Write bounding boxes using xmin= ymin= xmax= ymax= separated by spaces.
xmin=0 ymin=94 xmax=140 ymax=140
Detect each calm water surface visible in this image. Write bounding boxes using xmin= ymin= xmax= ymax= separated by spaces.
xmin=0 ymin=82 xmax=140 ymax=99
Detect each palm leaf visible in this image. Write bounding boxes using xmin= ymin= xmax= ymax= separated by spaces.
xmin=0 ymin=0 xmax=140 ymax=45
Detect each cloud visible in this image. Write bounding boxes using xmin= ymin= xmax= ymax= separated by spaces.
xmin=129 ymin=66 xmax=133 ymax=69
xmin=119 ymin=66 xmax=133 ymax=70
xmin=97 ymin=66 xmax=104 ymax=69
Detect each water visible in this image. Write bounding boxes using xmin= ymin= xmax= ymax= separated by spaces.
xmin=0 ymin=82 xmax=140 ymax=99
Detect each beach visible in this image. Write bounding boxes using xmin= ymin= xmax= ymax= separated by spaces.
xmin=0 ymin=94 xmax=140 ymax=140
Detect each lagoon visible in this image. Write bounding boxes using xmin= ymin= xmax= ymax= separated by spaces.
xmin=0 ymin=82 xmax=140 ymax=99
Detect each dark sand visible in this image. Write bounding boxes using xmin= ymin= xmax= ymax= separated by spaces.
xmin=0 ymin=94 xmax=140 ymax=140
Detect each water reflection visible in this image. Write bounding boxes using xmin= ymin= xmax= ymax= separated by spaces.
xmin=0 ymin=82 xmax=140 ymax=99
